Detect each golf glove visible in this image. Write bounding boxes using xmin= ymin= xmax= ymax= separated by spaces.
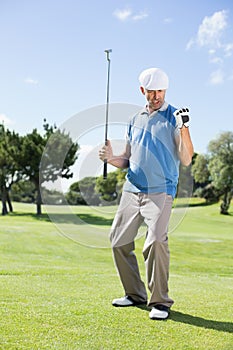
xmin=173 ymin=108 xmax=190 ymax=128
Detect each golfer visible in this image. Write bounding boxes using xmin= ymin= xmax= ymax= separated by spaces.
xmin=99 ymin=67 xmax=194 ymax=320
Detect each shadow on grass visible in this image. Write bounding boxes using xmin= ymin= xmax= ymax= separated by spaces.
xmin=49 ymin=213 xmax=113 ymax=226
xmin=9 ymin=212 xmax=113 ymax=226
xmin=173 ymin=201 xmax=208 ymax=208
xmin=170 ymin=310 xmax=233 ymax=333
xmin=9 ymin=212 xmax=51 ymax=221
xmin=174 ymin=201 xmax=213 ymax=208
xmin=135 ymin=306 xmax=233 ymax=333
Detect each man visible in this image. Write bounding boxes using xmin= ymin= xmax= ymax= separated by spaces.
xmin=99 ymin=67 xmax=194 ymax=320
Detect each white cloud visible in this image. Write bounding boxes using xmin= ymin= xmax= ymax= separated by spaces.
xmin=209 ymin=69 xmax=224 ymax=85
xmin=197 ymin=10 xmax=227 ymax=48
xmin=208 ymin=49 xmax=216 ymax=55
xmin=113 ymin=8 xmax=132 ymax=21
xmin=187 ymin=10 xmax=233 ymax=84
xmin=163 ymin=17 xmax=173 ymax=24
xmin=187 ymin=10 xmax=228 ymax=50
xmin=0 ymin=113 xmax=14 ymax=126
xmin=186 ymin=38 xmax=195 ymax=51
xmin=209 ymin=56 xmax=223 ymax=65
xmin=224 ymin=43 xmax=233 ymax=57
xmin=132 ymin=12 xmax=148 ymax=21
xmin=24 ymin=78 xmax=38 ymax=85
xmin=113 ymin=7 xmax=148 ymax=22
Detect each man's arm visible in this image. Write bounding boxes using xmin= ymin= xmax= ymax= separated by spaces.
xmin=173 ymin=107 xmax=194 ymax=166
xmin=99 ymin=140 xmax=131 ymax=169
xmin=175 ymin=127 xmax=194 ymax=166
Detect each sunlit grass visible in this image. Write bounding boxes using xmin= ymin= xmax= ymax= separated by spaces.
xmin=0 ymin=201 xmax=232 ymax=349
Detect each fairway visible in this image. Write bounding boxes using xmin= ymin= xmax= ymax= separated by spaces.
xmin=0 ymin=201 xmax=232 ymax=349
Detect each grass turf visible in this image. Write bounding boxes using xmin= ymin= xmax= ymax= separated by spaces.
xmin=0 ymin=201 xmax=232 ymax=349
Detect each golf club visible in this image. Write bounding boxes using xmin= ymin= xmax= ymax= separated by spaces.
xmin=103 ymin=49 xmax=112 ymax=179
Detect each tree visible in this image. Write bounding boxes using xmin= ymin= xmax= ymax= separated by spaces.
xmin=177 ymin=163 xmax=193 ymax=198
xmin=192 ymin=132 xmax=233 ymax=214
xmin=40 ymin=120 xmax=79 ymax=183
xmin=0 ymin=124 xmax=23 ymax=215
xmin=114 ymin=168 xmax=127 ymax=203
xmin=10 ymin=180 xmax=36 ymax=203
xmin=66 ymin=177 xmax=100 ymax=206
xmin=191 ymin=153 xmax=220 ymax=203
xmin=208 ymin=131 xmax=233 ymax=214
xmin=66 ymin=181 xmax=86 ymax=205
xmin=17 ymin=129 xmax=46 ymax=215
xmin=191 ymin=154 xmax=210 ymax=184
xmin=95 ymin=172 xmax=118 ymax=204
xmin=19 ymin=120 xmax=79 ymax=215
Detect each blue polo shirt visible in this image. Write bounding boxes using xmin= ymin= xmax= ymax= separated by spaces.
xmin=123 ymin=102 xmax=180 ymax=198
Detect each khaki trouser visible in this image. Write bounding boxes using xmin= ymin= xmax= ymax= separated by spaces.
xmin=110 ymin=191 xmax=174 ymax=308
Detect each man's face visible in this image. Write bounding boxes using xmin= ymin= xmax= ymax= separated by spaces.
xmin=140 ymin=87 xmax=166 ymax=111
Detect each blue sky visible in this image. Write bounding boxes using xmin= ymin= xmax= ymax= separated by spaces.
xmin=0 ymin=0 xmax=233 ymax=181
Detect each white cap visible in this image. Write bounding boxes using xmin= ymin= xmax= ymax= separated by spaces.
xmin=139 ymin=67 xmax=169 ymax=90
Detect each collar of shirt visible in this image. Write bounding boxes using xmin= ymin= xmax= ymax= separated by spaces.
xmin=140 ymin=101 xmax=169 ymax=117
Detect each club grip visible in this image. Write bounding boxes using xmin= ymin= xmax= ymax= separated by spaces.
xmin=103 ymin=159 xmax=107 ymax=179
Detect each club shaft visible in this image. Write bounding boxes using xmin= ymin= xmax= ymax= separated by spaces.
xmin=103 ymin=50 xmax=111 ymax=179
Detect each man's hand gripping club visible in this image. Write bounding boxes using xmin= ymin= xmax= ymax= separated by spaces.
xmin=99 ymin=140 xmax=113 ymax=163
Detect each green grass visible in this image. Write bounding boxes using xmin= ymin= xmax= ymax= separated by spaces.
xmin=0 ymin=201 xmax=232 ymax=349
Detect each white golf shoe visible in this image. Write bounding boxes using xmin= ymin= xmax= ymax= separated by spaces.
xmin=112 ymin=295 xmax=146 ymax=307
xmin=149 ymin=305 xmax=170 ymax=320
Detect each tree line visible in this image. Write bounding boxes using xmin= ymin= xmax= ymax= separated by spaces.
xmin=0 ymin=123 xmax=232 ymax=215
xmin=192 ymin=131 xmax=233 ymax=214
xmin=0 ymin=120 xmax=78 ymax=215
